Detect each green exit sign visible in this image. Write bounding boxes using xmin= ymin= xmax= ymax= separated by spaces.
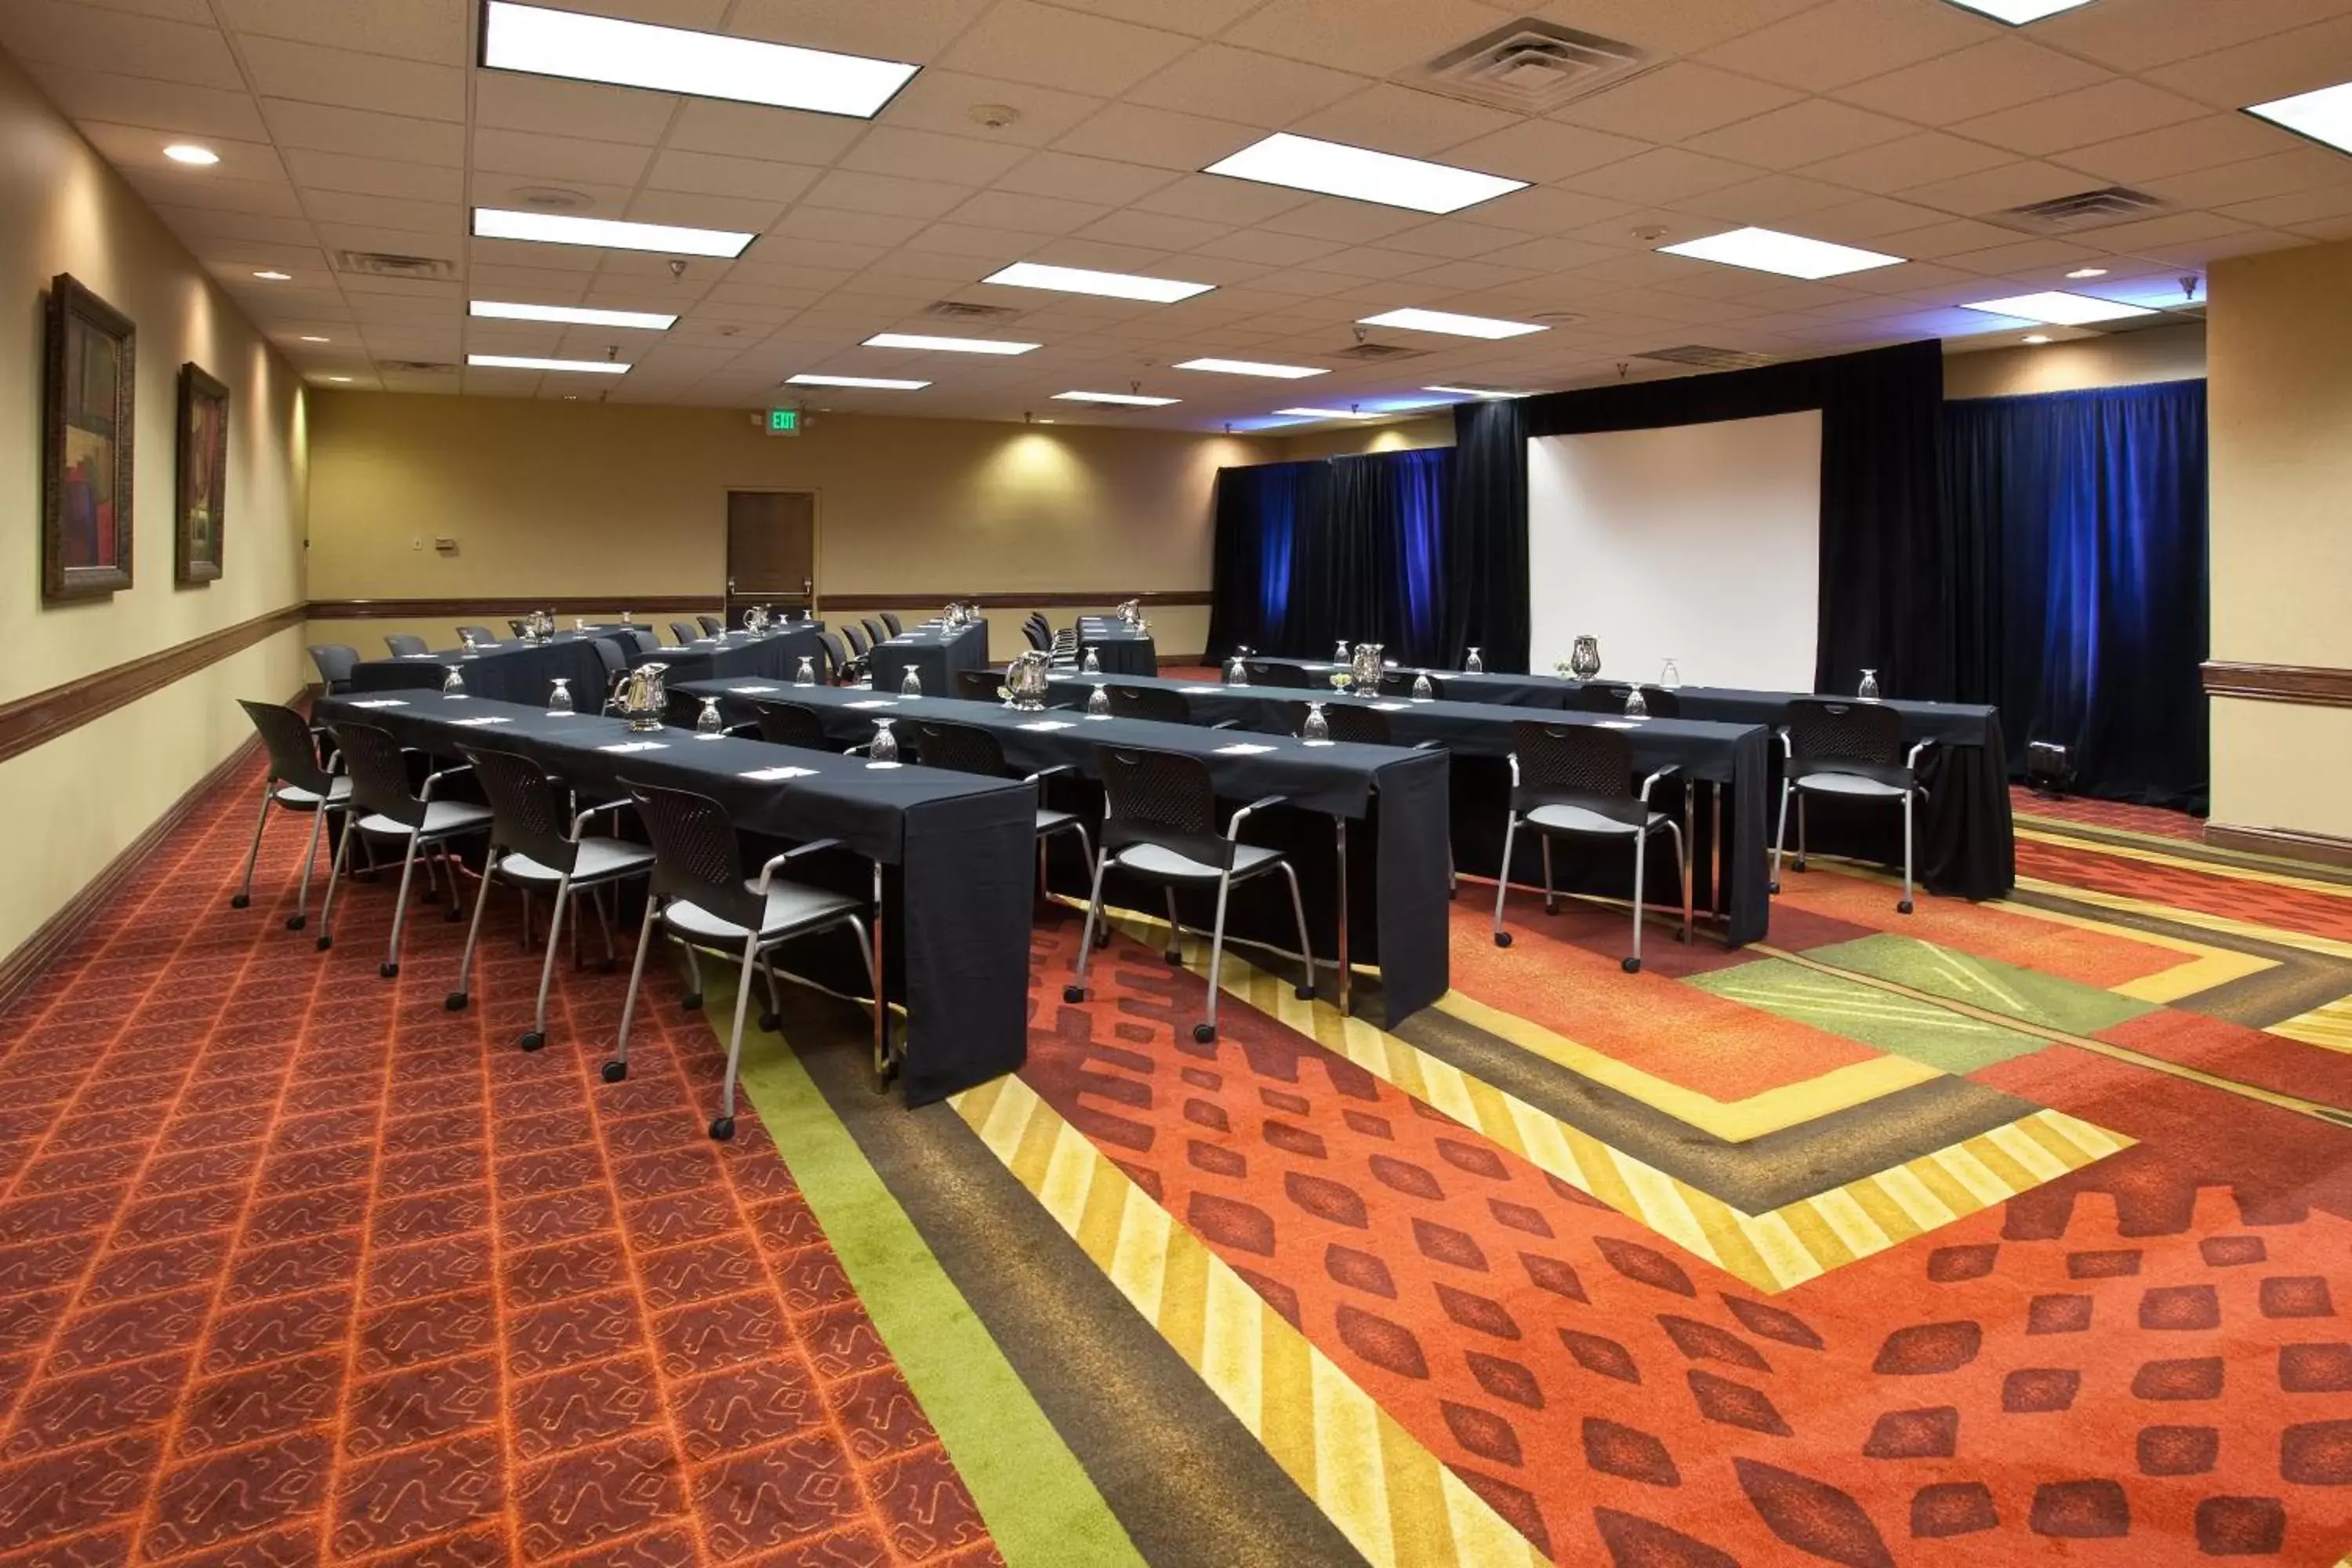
xmin=766 ymin=407 xmax=800 ymax=435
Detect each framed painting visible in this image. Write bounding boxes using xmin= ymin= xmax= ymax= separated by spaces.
xmin=42 ymin=274 xmax=136 ymax=602
xmin=176 ymin=362 xmax=227 ymax=584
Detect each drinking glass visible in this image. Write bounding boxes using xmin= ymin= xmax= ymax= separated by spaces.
xmin=1465 ymin=647 xmax=1483 ymax=674
xmin=574 ymin=616 xmax=588 ymax=632
xmin=1086 ymin=684 xmax=1110 ymax=717
xmin=692 ymin=696 xmax=721 ymax=735
xmin=1660 ymin=659 xmax=1682 ymax=690
xmin=1624 ymin=685 xmax=1649 ymax=720
xmin=869 ymin=719 xmax=898 ymax=764
xmin=1411 ymin=672 xmax=1435 ymax=701
xmin=899 ymin=666 xmax=923 ymax=697
xmin=1859 ymin=669 xmax=1882 ymax=702
xmin=1081 ymin=647 xmax=1100 ymax=674
xmin=1303 ymin=702 xmax=1330 ymax=742
xmin=1225 ymin=653 xmax=1249 ymax=686
xmin=793 ymin=656 xmax=815 ymax=688
xmin=548 ymin=677 xmax=572 ymax=714
xmin=1335 ymin=641 xmax=1350 ymax=662
xmin=441 ymin=665 xmax=465 ymax=698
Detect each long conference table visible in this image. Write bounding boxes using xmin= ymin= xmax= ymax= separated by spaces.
xmin=868 ymin=619 xmax=990 ymax=695
xmin=1075 ymin=617 xmax=1158 ymax=676
xmin=631 ymin=625 xmax=826 ymax=685
xmin=1248 ymin=656 xmax=2016 ymax=902
xmin=312 ymin=692 xmax=1035 ymax=1107
xmin=347 ymin=636 xmax=615 ymax=706
xmin=674 ymin=677 xmax=1453 ymax=1024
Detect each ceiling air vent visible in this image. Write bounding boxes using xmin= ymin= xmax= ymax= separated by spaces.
xmin=377 ymin=361 xmax=458 ymax=375
xmin=335 ymin=250 xmax=457 ymax=281
xmin=1990 ymin=186 xmax=2165 ymax=235
xmin=925 ymin=299 xmax=1022 ymax=321
xmin=1330 ymin=340 xmax=1428 ymax=362
xmin=1417 ymin=19 xmax=1653 ymax=115
xmin=1635 ymin=345 xmax=1777 ymax=371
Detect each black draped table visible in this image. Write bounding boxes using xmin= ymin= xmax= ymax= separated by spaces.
xmin=869 ymin=620 xmax=989 ymax=695
xmin=1076 ymin=617 xmax=1158 ymax=676
xmin=312 ymin=695 xmax=1035 ymax=1107
xmin=1054 ymin=672 xmax=1773 ymax=946
xmin=1245 ymin=656 xmax=2013 ymax=900
xmin=634 ymin=626 xmax=826 ymax=685
xmin=676 ymin=678 xmax=1452 ymax=1025
xmin=347 ymin=639 xmax=610 ymax=707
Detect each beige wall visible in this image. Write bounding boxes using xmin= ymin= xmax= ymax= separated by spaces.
xmin=1944 ymin=322 xmax=2206 ymax=400
xmin=305 ymin=394 xmax=1254 ymax=659
xmin=0 ymin=50 xmax=308 ymax=965
xmin=2206 ymin=239 xmax=2352 ymax=840
xmin=1272 ymin=414 xmax=1456 ymax=461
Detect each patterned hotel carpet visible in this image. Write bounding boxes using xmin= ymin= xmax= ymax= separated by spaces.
xmin=2 ymin=751 xmax=2349 ymax=1568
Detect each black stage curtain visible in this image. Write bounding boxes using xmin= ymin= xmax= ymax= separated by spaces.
xmin=1944 ymin=379 xmax=2209 ymax=811
xmin=1450 ymin=341 xmax=1950 ymax=694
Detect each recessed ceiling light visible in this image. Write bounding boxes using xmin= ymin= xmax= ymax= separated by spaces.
xmin=481 ymin=0 xmax=916 ymax=118
xmin=2065 ymin=267 xmax=2109 ymax=279
xmin=323 ymin=375 xmax=354 ymax=383
xmin=467 ymin=354 xmax=631 ymax=373
xmin=861 ymin=332 xmax=1038 ymax=355
xmin=1173 ymin=358 xmax=1327 ymax=379
xmin=1053 ymin=390 xmax=1179 ymax=406
xmin=299 ymin=335 xmax=331 ymax=343
xmin=2245 ymin=79 xmax=2352 ymax=157
xmin=1659 ymin=226 xmax=1905 ymax=279
xmin=472 ymin=207 xmax=753 ymax=259
xmin=470 ymin=299 xmax=677 ymax=329
xmin=982 ymin=262 xmax=1213 ymax=303
xmin=1203 ymin=132 xmax=1526 ymax=215
xmin=786 ymin=373 xmax=928 ymax=390
xmin=1356 ymin=307 xmax=1545 ymax=340
xmin=252 ymin=270 xmax=292 ymax=281
xmin=1936 ymin=0 xmax=2096 ymax=22
xmin=1424 ymin=384 xmax=1512 ymax=397
xmin=1275 ymin=407 xmax=1378 ymax=419
xmin=2023 ymin=334 xmax=2053 ymax=344
xmin=164 ymin=143 xmax=219 ymax=165
xmin=1961 ymin=291 xmax=2157 ymax=325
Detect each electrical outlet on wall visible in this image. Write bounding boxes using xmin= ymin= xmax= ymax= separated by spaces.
xmin=411 ymin=536 xmax=423 ymax=551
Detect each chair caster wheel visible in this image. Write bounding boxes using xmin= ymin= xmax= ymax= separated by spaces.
xmin=1794 ymin=858 xmax=1807 ymax=873
xmin=681 ymin=992 xmax=702 ymax=1011
xmin=444 ymin=906 xmax=465 ymax=923
xmin=1768 ymin=880 xmax=1780 ymax=895
xmin=444 ymin=992 xmax=468 ymax=1012
xmin=1622 ymin=956 xmax=1642 ymax=974
xmin=601 ymin=1059 xmax=626 ymax=1083
xmin=709 ymin=1116 xmax=735 ymax=1142
xmin=1192 ymin=1022 xmax=1216 ymax=1044
xmin=285 ymin=914 xmax=307 ymax=931
xmin=1494 ymin=931 xmax=1512 ymax=948
xmin=518 ymin=1031 xmax=546 ymax=1052
xmin=759 ymin=1013 xmax=780 ymax=1033
xmin=1093 ymin=927 xmax=1112 ymax=949
xmin=316 ymin=935 xmax=333 ymax=952
xmin=1062 ymin=985 xmax=1086 ymax=1004
xmin=379 ymin=961 xmax=399 ymax=978
xmin=230 ymin=894 xmax=250 ymax=909
xmin=1544 ymin=900 xmax=1559 ymax=916
xmin=1163 ymin=949 xmax=1182 ymax=966
xmin=598 ymin=959 xmax=616 ymax=975
xmin=1294 ymin=985 xmax=1315 ymax=1001
xmin=1897 ymin=899 xmax=1915 ymax=915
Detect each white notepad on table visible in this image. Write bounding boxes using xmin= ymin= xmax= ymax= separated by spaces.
xmin=1019 ymin=720 xmax=1075 ymax=731
xmin=739 ymin=765 xmax=815 ymax=782
xmin=1216 ymin=742 xmax=1275 ymax=755
xmin=350 ymin=699 xmax=408 ymax=709
xmin=845 ymin=699 xmax=897 ymax=710
xmin=598 ymin=740 xmax=668 ymax=753
xmin=454 ymin=716 xmax=511 ymax=727
xmin=728 ymin=685 xmax=778 ymax=695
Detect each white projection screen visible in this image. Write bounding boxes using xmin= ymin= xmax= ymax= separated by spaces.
xmin=1526 ymin=410 xmax=1823 ymax=692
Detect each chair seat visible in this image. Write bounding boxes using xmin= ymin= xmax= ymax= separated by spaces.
xmin=1038 ymin=808 xmax=1083 ymax=834
xmin=355 ymin=800 xmax=492 ymax=838
xmin=500 ymin=837 xmax=657 ymax=885
xmin=664 ymin=880 xmax=863 ymax=944
xmin=274 ymin=777 xmax=353 ymax=808
xmin=1526 ymin=803 xmax=1660 ymax=837
xmin=1794 ymin=771 xmax=1910 ymax=799
xmin=1115 ymin=842 xmax=1283 ymax=881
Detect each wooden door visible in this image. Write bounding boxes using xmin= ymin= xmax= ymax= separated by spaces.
xmin=725 ymin=490 xmax=815 ymax=624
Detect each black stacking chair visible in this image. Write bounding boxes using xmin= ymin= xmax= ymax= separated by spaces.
xmin=818 ymin=630 xmax=861 ymax=684
xmin=1378 ymin=669 xmax=1442 ymax=699
xmin=315 ymin=721 xmax=494 ymax=977
xmin=610 ymin=780 xmax=884 ymax=1138
xmin=861 ymin=617 xmax=892 ymax=650
xmin=508 ymin=619 xmax=531 ymax=637
xmin=910 ymin=718 xmax=1091 ymax=896
xmin=1253 ymin=661 xmax=1316 ymax=689
xmin=955 ymin=669 xmax=1004 ymax=702
xmin=626 ymin=627 xmax=660 ymax=656
xmin=1773 ymin=699 xmax=1933 ymax=913
xmin=1571 ymin=682 xmax=1681 ymax=719
xmin=385 ymin=633 xmax=431 ymax=658
xmin=232 ymin=699 xmax=352 ymax=930
xmin=840 ymin=622 xmax=871 ymax=658
xmin=1022 ymin=621 xmax=1051 ymax=652
xmin=456 ymin=624 xmax=499 ymax=646
xmin=1494 ymin=722 xmax=1686 ymax=972
xmin=1283 ymin=702 xmax=1458 ymax=895
xmin=445 ymin=745 xmax=655 ymax=1051
xmin=1064 ymin=746 xmax=1315 ymax=1043
xmin=1104 ymin=684 xmax=1195 ymax=725
xmin=308 ymin=644 xmax=361 ymax=694
xmin=880 ymin=612 xmax=904 ymax=635
xmin=699 ymin=615 xmax=724 ymax=636
xmin=670 ymin=621 xmax=703 ymax=647
xmin=750 ymin=701 xmax=835 ymax=753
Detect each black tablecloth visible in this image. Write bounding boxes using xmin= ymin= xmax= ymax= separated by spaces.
xmin=1076 ymin=619 xmax=1159 ymax=677
xmin=677 ymin=678 xmax=1453 ymax=1024
xmin=869 ymin=621 xmax=990 ymax=695
xmin=347 ymin=640 xmax=611 ymax=707
xmin=1246 ymin=656 xmax=1560 ymax=708
xmin=1051 ymin=673 xmax=1773 ymax=945
xmin=313 ymin=695 xmax=1035 ymax=1106
xmin=633 ymin=627 xmax=826 ymax=686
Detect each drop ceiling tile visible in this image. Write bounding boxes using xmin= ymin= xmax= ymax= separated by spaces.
xmin=938 ymin=2 xmax=1198 ymax=97
xmin=2038 ymin=0 xmax=2347 ymax=73
xmin=1551 ymin=63 xmax=1802 ymax=143
xmin=2222 ymin=183 xmax=2352 ymax=229
xmin=1125 ymin=44 xmax=1368 ymax=127
xmin=303 ymin=191 xmax=465 ymax=236
xmin=875 ymin=70 xmax=1108 ymax=149
xmin=29 ymin=66 xmax=267 ymax=140
xmin=1255 ymin=198 xmax=1435 ymax=245
xmin=2144 ymin=147 xmax=2352 ymax=209
xmin=665 ymin=99 xmax=872 ymax=165
xmin=1128 ymin=172 xmax=1316 ymax=224
xmin=1934 ymin=235 xmax=2105 ymax=276
xmin=474 ymin=129 xmax=652 ymax=187
xmin=0 ymin=2 xmax=242 ymax=88
xmin=1898 ymin=160 xmax=2100 ymax=219
xmin=1872 ymin=216 xmax=2033 ymax=258
xmin=77 ymin=119 xmax=285 ymax=179
xmin=1188 ymin=229 xmax=1351 ymax=267
xmin=727 ymin=0 xmax=992 ymax=60
xmin=125 ymin=168 xmax=306 ymax=219
xmin=625 ymin=190 xmax=786 ymax=233
xmin=1835 ymin=38 xmax=2113 ymax=126
xmin=1669 ymin=172 xmax=1856 ymax=226
xmin=1696 ymin=0 xmax=1995 ymax=93
xmin=899 ymin=221 xmax=1044 ymax=261
xmin=2053 ymin=114 xmax=2291 ymax=185
xmin=1288 ymin=84 xmax=1521 ymax=158
xmin=1475 ymin=234 xmax=1621 ymax=272
xmin=644 ymin=149 xmax=822 ymax=205
xmin=798 ymin=168 xmax=975 ymax=220
xmin=1833 ymin=260 xmax=1982 ymax=296
xmin=767 ymin=205 xmax=931 ymax=245
xmin=1051 ymin=102 xmax=1259 ymax=172
xmin=236 ymin=36 xmax=466 ymax=122
xmin=466 ymin=264 xmax=593 ymax=298
xmin=1472 ymin=184 xmax=1637 ymax=235
xmin=1074 ymin=209 xmax=1232 ymax=250
xmin=1798 ymin=129 xmax=2016 ymax=195
xmin=215 ymin=0 xmax=467 ymax=64
xmin=55 ymin=0 xmax=217 ymax=24
xmin=282 ymin=147 xmax=465 ymax=202
xmin=838 ymin=126 xmax=1033 ymax=187
xmin=1416 ymin=120 xmax=1645 ymax=187
xmin=154 ymin=205 xmax=320 ymax=247
xmin=1797 ymin=194 xmax=1960 ymax=241
xmin=1682 ymin=98 xmax=1911 ymax=171
xmin=468 ymin=236 xmax=602 ymax=273
xmin=1559 ymin=147 xmax=1757 ymax=205
xmin=944 ymin=188 xmax=1116 ymax=234
xmin=263 ymin=100 xmax=466 ymax=165
xmin=2141 ymin=14 xmax=2352 ymax=111
xmin=993 ymin=151 xmax=1178 ymax=206
xmin=1948 ymin=78 xmax=2212 ymax=159
xmin=474 ymin=71 xmax=678 ymax=145
xmin=1401 ymin=258 xmax=1541 ymax=292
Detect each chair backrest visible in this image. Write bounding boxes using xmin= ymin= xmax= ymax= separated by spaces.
xmin=385 ymin=633 xmax=430 ymax=658
xmin=670 ymin=621 xmax=702 ymax=647
xmin=627 ymin=627 xmax=659 ymax=655
xmin=1787 ymin=699 xmax=1904 ymax=778
xmin=910 ymin=718 xmax=1008 ymax=778
xmin=328 ymin=720 xmax=425 ymax=826
xmin=462 ymin=743 xmax=579 ymax=873
xmin=955 ymin=668 xmax=1003 ymax=702
xmin=1290 ymin=701 xmax=1390 ymax=746
xmin=1252 ymin=660 xmax=1315 ymax=689
xmin=1508 ymin=721 xmax=1643 ymax=826
xmin=1570 ymin=682 xmax=1680 ymax=719
xmin=1378 ymin=669 xmax=1438 ymax=699
xmin=880 ymin=612 xmax=904 ymax=635
xmin=456 ymin=625 xmax=497 ymax=644
xmin=1026 ymin=612 xmax=1050 ymax=635
xmin=307 ymin=644 xmax=360 ymax=690
xmin=239 ymin=699 xmax=335 ymax=793
xmin=698 ymin=615 xmax=724 ymax=636
xmin=840 ymin=622 xmax=870 ymax=656
xmin=752 ymin=701 xmax=832 ymax=752
xmin=508 ymin=619 xmax=530 ymax=637
xmin=1095 ymin=746 xmax=1229 ymax=866
xmin=590 ymin=637 xmax=628 ymax=681
xmin=862 ymin=617 xmax=891 ymax=648
xmin=1104 ymin=684 xmax=1192 ymax=725
xmin=622 ymin=779 xmax=763 ymax=931
xmin=817 ymin=630 xmax=851 ymax=677
xmin=1022 ymin=621 xmax=1050 ymax=652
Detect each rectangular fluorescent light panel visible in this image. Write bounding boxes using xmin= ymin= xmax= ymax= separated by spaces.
xmin=1960 ymin=291 xmax=2158 ymax=325
xmin=1659 ymin=226 xmax=1905 ymax=280
xmin=471 ymin=299 xmax=677 ymax=330
xmin=467 ymin=354 xmax=629 ymax=373
xmin=1425 ymin=385 xmax=1512 ymax=397
xmin=1054 ymin=390 xmax=1179 ymax=406
xmin=1203 ymin=132 xmax=1526 ymax=215
xmin=1357 ymin=307 xmax=1545 ymax=340
xmin=482 ymin=1 xmax=916 ymax=118
xmin=786 ymin=374 xmax=929 ymax=390
xmin=1174 ymin=358 xmax=1327 ymax=379
xmin=982 ymin=262 xmax=1213 ymax=303
xmin=1937 ymin=0 xmax=2097 ymax=22
xmin=2246 ymin=80 xmax=2352 ymax=156
xmin=862 ymin=332 xmax=1038 ymax=355
xmin=1275 ymin=407 xmax=1378 ymax=419
xmin=473 ymin=208 xmax=753 ymax=259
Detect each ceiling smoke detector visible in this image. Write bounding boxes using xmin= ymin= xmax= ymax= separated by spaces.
xmin=506 ymin=185 xmax=595 ymax=212
xmin=1417 ymin=18 xmax=1653 ymax=115
xmin=968 ymin=103 xmax=1019 ymax=129
xmin=1990 ymin=186 xmax=2166 ymax=235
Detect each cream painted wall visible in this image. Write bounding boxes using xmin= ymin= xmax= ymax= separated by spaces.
xmin=305 ymin=394 xmax=1253 ymax=659
xmin=1272 ymin=415 xmax=1456 ymax=460
xmin=1944 ymin=323 xmax=2206 ymax=400
xmin=2206 ymin=238 xmax=2352 ymax=840
xmin=0 ymin=50 xmax=308 ymax=965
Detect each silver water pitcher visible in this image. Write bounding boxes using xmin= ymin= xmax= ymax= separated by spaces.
xmin=1349 ymin=642 xmax=1385 ymax=695
xmin=1568 ymin=635 xmax=1602 ymax=679
xmin=618 ymin=662 xmax=669 ymax=732
xmin=1001 ymin=651 xmax=1052 ymax=711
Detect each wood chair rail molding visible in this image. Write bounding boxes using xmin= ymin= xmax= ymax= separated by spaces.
xmin=308 ymin=590 xmax=1212 ymax=617
xmin=2201 ymin=661 xmax=2352 ymax=709
xmin=0 ymin=604 xmax=304 ymax=766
